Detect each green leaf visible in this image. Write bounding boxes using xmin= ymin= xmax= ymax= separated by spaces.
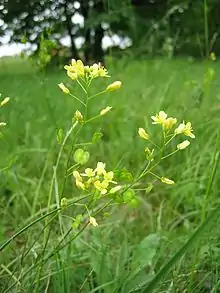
xmin=123 ymin=234 xmax=160 ymax=292
xmin=131 ymin=234 xmax=160 ymax=271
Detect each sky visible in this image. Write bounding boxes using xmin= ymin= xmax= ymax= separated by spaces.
xmin=0 ymin=10 xmax=131 ymax=57
xmin=0 ymin=35 xmax=131 ymax=57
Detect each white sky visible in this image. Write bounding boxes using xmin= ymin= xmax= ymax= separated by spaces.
xmin=0 ymin=11 xmax=131 ymax=57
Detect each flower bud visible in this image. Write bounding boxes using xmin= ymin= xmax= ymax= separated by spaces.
xmin=89 ymin=216 xmax=98 ymax=227
xmin=58 ymin=83 xmax=70 ymax=94
xmin=161 ymin=177 xmax=175 ymax=185
xmin=177 ymin=140 xmax=190 ymax=150
xmin=100 ymin=106 xmax=112 ymax=116
xmin=138 ymin=128 xmax=149 ymax=140
xmin=1 ymin=97 xmax=10 ymax=106
xmin=106 ymin=81 xmax=122 ymax=92
xmin=74 ymin=110 xmax=84 ymax=123
xmin=110 ymin=185 xmax=122 ymax=194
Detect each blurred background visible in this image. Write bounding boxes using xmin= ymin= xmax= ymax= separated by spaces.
xmin=1 ymin=1 xmax=220 ymax=292
xmin=1 ymin=0 xmax=220 ymax=60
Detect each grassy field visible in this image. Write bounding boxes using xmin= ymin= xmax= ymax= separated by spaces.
xmin=1 ymin=56 xmax=220 ymax=292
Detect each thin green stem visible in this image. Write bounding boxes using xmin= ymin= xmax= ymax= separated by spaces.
xmin=0 ymin=209 xmax=59 ymax=251
xmin=88 ymin=90 xmax=107 ymax=100
xmin=162 ymin=149 xmax=179 ymax=160
xmin=76 ymin=79 xmax=87 ymax=94
xmin=165 ymin=134 xmax=176 ymax=146
xmin=69 ymin=93 xmax=86 ymax=106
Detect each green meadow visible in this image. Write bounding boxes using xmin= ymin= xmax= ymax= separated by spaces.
xmin=1 ymin=56 xmax=220 ymax=292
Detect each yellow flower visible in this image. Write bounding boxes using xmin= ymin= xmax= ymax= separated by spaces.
xmin=161 ymin=177 xmax=175 ymax=185
xmin=164 ymin=117 xmax=177 ymax=129
xmin=89 ymin=63 xmax=109 ymax=78
xmin=83 ymin=168 xmax=95 ymax=177
xmin=177 ymin=140 xmax=190 ymax=150
xmin=58 ymin=83 xmax=70 ymax=94
xmin=67 ymin=70 xmax=78 ymax=80
xmin=210 ymin=52 xmax=216 ymax=61
xmin=74 ymin=110 xmax=84 ymax=123
xmin=73 ymin=170 xmax=83 ymax=182
xmin=100 ymin=106 xmax=112 ymax=116
xmin=138 ymin=128 xmax=149 ymax=140
xmin=110 ymin=185 xmax=122 ymax=194
xmin=175 ymin=121 xmax=195 ymax=138
xmin=75 ymin=180 xmax=85 ymax=190
xmin=98 ymin=66 xmax=109 ymax=77
xmin=106 ymin=81 xmax=122 ymax=92
xmin=89 ymin=216 xmax=98 ymax=227
xmin=89 ymin=63 xmax=99 ymax=78
xmin=94 ymin=180 xmax=108 ymax=194
xmin=104 ymin=171 xmax=114 ymax=181
xmin=0 ymin=122 xmax=6 ymax=126
xmin=151 ymin=111 xmax=168 ymax=125
xmin=1 ymin=97 xmax=10 ymax=106
xmin=75 ymin=60 xmax=85 ymax=76
xmin=95 ymin=162 xmax=106 ymax=176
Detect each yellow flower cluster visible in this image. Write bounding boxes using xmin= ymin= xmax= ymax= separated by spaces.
xmin=73 ymin=162 xmax=121 ymax=195
xmin=151 ymin=111 xmax=177 ymax=130
xmin=151 ymin=110 xmax=195 ymax=138
xmin=64 ymin=59 xmax=109 ymax=81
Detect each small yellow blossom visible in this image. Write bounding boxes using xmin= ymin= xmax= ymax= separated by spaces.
xmin=81 ymin=168 xmax=95 ymax=177
xmin=75 ymin=60 xmax=85 ymax=76
xmin=104 ymin=171 xmax=114 ymax=181
xmin=73 ymin=171 xmax=83 ymax=182
xmin=100 ymin=106 xmax=112 ymax=116
xmin=67 ymin=71 xmax=78 ymax=80
xmin=75 ymin=180 xmax=85 ymax=190
xmin=95 ymin=162 xmax=106 ymax=176
xmin=74 ymin=110 xmax=84 ymax=123
xmin=58 ymin=83 xmax=70 ymax=94
xmin=210 ymin=52 xmax=216 ymax=61
xmin=138 ymin=128 xmax=149 ymax=140
xmin=106 ymin=81 xmax=122 ymax=92
xmin=164 ymin=117 xmax=177 ymax=129
xmin=89 ymin=216 xmax=98 ymax=227
xmin=161 ymin=177 xmax=175 ymax=185
xmin=0 ymin=122 xmax=6 ymax=126
xmin=151 ymin=111 xmax=168 ymax=125
xmin=175 ymin=121 xmax=195 ymax=138
xmin=94 ymin=180 xmax=108 ymax=194
xmin=90 ymin=63 xmax=109 ymax=78
xmin=177 ymin=140 xmax=190 ymax=150
xmin=1 ymin=97 xmax=10 ymax=106
xmin=110 ymin=185 xmax=122 ymax=194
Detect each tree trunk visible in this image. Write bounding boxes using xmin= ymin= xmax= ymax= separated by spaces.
xmin=64 ymin=0 xmax=78 ymax=59
xmin=93 ymin=0 xmax=104 ymax=63
xmin=80 ymin=1 xmax=92 ymax=63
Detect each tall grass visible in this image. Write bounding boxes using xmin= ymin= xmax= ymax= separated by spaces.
xmin=1 ymin=56 xmax=220 ymax=292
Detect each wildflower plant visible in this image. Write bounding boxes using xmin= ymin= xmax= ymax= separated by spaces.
xmin=138 ymin=110 xmax=195 ymax=187
xmin=56 ymin=59 xmax=195 ymax=229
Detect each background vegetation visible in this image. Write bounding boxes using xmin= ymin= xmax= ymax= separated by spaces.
xmin=1 ymin=1 xmax=220 ymax=292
